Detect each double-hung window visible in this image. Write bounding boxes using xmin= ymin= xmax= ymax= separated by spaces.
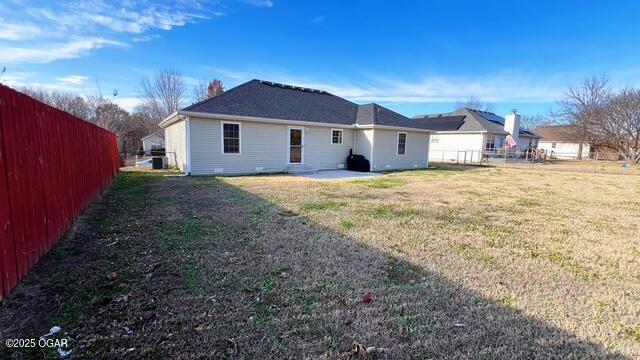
xmin=397 ymin=132 xmax=407 ymax=155
xmin=222 ymin=122 xmax=240 ymax=154
xmin=485 ymin=135 xmax=496 ymax=152
xmin=331 ymin=129 xmax=343 ymax=144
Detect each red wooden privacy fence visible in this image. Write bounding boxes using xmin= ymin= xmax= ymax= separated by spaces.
xmin=0 ymin=85 xmax=119 ymax=300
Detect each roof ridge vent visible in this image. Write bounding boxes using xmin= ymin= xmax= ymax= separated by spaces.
xmin=260 ymin=80 xmax=328 ymax=94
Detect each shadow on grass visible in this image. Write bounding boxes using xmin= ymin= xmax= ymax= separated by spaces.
xmin=148 ymin=176 xmax=629 ymax=358
xmin=0 ymin=172 xmax=631 ymax=359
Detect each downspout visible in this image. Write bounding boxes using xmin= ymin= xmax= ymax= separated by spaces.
xmin=185 ymin=116 xmax=192 ymax=175
xmin=369 ymin=129 xmax=375 ymax=172
xmin=353 ymin=128 xmax=357 ymax=153
xmin=426 ymin=132 xmax=430 ymax=168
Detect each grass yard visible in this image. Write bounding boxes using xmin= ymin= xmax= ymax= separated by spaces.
xmin=1 ymin=166 xmax=639 ymax=358
xmin=496 ymin=159 xmax=640 ymax=175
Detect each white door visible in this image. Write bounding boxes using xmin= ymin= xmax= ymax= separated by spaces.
xmin=288 ymin=128 xmax=304 ymax=164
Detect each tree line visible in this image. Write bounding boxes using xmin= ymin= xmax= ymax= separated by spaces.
xmin=16 ymin=70 xmax=224 ymax=156
xmin=555 ymin=77 xmax=640 ymax=163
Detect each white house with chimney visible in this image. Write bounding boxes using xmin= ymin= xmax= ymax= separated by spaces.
xmin=412 ymin=108 xmax=540 ymax=163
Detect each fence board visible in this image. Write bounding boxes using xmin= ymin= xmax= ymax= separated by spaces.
xmin=0 ymin=85 xmax=119 ymax=299
xmin=0 ymin=96 xmax=17 ymax=300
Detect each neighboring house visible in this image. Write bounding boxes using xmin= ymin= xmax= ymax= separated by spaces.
xmin=141 ymin=132 xmax=165 ymax=155
xmin=412 ymin=108 xmax=540 ymax=163
xmin=532 ymin=125 xmax=591 ymax=159
xmin=160 ymin=80 xmax=433 ymax=175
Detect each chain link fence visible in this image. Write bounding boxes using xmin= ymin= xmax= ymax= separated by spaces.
xmin=430 ymin=149 xmax=639 ymax=175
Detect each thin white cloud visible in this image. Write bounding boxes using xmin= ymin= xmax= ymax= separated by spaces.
xmin=0 ymin=72 xmax=36 ymax=88
xmin=132 ymin=34 xmax=160 ymax=43
xmin=0 ymin=70 xmax=138 ymax=110
xmin=0 ymin=20 xmax=43 ymax=40
xmin=215 ymin=69 xmax=567 ymax=106
xmin=0 ymin=38 xmax=127 ymax=64
xmin=242 ymin=0 xmax=274 ymax=8
xmin=58 ymin=75 xmax=89 ymax=85
xmin=0 ymin=1 xmax=220 ymax=64
xmin=312 ymin=16 xmax=326 ymax=24
xmin=183 ymin=76 xmax=204 ymax=87
xmin=113 ymin=97 xmax=142 ymax=112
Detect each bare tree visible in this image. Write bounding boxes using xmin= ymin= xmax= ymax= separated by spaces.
xmin=520 ymin=114 xmax=555 ymax=130
xmin=19 ymin=84 xmax=153 ymax=155
xmin=191 ymin=78 xmax=225 ymax=104
xmin=192 ymin=80 xmax=208 ymax=103
xmin=95 ymin=102 xmax=150 ymax=155
xmin=138 ymin=69 xmax=185 ymax=127
xmin=555 ymin=76 xmax=610 ymax=159
xmin=19 ymin=87 xmax=96 ymax=122
xmin=454 ymin=96 xmax=495 ymax=112
xmin=598 ymin=89 xmax=640 ymax=163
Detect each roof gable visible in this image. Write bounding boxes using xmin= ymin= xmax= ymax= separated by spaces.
xmin=141 ymin=132 xmax=164 ymax=141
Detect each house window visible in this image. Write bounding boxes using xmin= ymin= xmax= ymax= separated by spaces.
xmin=485 ymin=135 xmax=496 ymax=151
xmin=331 ymin=129 xmax=343 ymax=144
xmin=552 ymin=142 xmax=557 ymax=149
xmin=222 ymin=122 xmax=240 ymax=154
xmin=397 ymin=132 xmax=407 ymax=155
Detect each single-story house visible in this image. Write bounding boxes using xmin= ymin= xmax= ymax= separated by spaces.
xmin=160 ymin=79 xmax=434 ymax=175
xmin=141 ymin=132 xmax=165 ymax=155
xmin=412 ymin=108 xmax=540 ymax=163
xmin=532 ymin=125 xmax=591 ymax=159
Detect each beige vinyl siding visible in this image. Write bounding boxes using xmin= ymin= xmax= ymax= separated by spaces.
xmin=354 ymin=129 xmax=373 ymax=161
xmin=371 ymin=129 xmax=428 ymax=171
xmin=304 ymin=127 xmax=354 ymax=170
xmin=189 ymin=118 xmax=286 ymax=175
xmin=188 ymin=117 xmax=355 ymax=175
xmin=164 ymin=119 xmax=187 ymax=171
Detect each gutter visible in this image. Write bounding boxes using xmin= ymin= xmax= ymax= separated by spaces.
xmin=161 ymin=110 xmax=434 ymax=133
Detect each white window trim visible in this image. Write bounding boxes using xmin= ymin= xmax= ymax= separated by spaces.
xmin=330 ymin=129 xmax=343 ymax=145
xmin=221 ymin=121 xmax=241 ymax=154
xmin=397 ymin=132 xmax=407 ymax=156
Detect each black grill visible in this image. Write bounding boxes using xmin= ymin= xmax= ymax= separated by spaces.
xmin=346 ymin=149 xmax=370 ymax=172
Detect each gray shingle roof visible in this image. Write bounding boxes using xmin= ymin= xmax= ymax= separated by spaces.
xmin=410 ymin=115 xmax=466 ymax=131
xmin=182 ymin=80 xmax=432 ymax=131
xmin=183 ymin=79 xmax=358 ymax=125
xmin=532 ymin=125 xmax=583 ymax=141
xmin=356 ymin=103 xmax=433 ymax=130
xmin=452 ymin=108 xmax=509 ymax=134
xmin=413 ymin=108 xmax=540 ymax=137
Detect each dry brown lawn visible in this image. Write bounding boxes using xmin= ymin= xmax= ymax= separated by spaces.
xmin=1 ymin=166 xmax=638 ymax=359
xmin=493 ymin=159 xmax=640 ymax=175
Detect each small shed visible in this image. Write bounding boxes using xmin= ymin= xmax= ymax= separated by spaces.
xmin=141 ymin=132 xmax=165 ymax=155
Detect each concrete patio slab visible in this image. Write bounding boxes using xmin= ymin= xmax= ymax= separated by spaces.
xmin=301 ymin=170 xmax=382 ymax=181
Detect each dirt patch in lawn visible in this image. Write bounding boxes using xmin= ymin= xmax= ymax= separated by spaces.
xmin=0 ymin=168 xmax=637 ymax=359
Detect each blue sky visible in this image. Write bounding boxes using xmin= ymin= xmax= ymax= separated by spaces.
xmin=2 ymin=0 xmax=640 ymax=118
